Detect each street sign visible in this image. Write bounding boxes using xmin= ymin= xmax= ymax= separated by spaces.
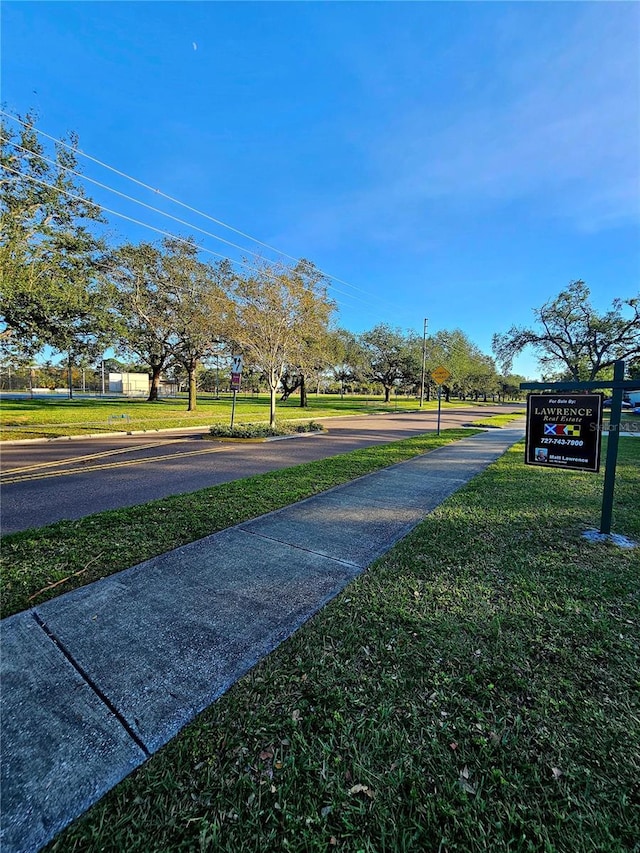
xmin=525 ymin=393 xmax=603 ymax=473
xmin=230 ymin=355 xmax=243 ymax=392
xmin=431 ymin=365 xmax=451 ymax=385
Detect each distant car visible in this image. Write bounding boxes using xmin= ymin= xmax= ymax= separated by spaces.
xmin=602 ymin=398 xmax=633 ymax=409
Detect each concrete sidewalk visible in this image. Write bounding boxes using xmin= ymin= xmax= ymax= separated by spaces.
xmin=1 ymin=425 xmax=524 ymax=852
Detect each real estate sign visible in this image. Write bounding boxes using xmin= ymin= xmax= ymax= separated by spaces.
xmin=525 ymin=393 xmax=603 ymax=473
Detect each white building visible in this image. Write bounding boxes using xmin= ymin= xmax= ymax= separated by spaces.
xmin=108 ymin=372 xmax=149 ymax=396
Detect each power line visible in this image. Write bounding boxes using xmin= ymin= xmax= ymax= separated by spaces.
xmin=2 ymin=165 xmax=350 ymax=309
xmin=1 ymin=109 xmax=379 ymax=301
xmin=7 ymin=141 xmax=367 ymax=306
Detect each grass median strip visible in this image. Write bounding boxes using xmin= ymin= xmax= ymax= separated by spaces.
xmin=0 ymin=429 xmax=478 ymax=619
xmin=469 ymin=413 xmax=524 ymax=428
xmin=44 ymin=437 xmax=639 ymax=853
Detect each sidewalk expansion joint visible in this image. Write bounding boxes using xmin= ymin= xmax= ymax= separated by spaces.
xmin=238 ymin=527 xmax=361 ymax=569
xmin=31 ymin=610 xmax=151 ymax=758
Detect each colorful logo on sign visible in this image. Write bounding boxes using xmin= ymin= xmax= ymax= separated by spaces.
xmin=543 ymin=424 xmax=581 ymax=437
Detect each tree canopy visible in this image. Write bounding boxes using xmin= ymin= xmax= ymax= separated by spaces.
xmin=0 ymin=113 xmax=110 ymax=392
xmin=492 ymin=281 xmax=640 ymax=381
xmin=360 ymin=324 xmax=417 ymax=402
xmin=1 ymin=116 xmax=528 ymax=410
xmin=164 ymin=239 xmax=232 ymax=412
xmin=228 ymin=259 xmax=335 ymax=425
xmin=106 ymin=240 xmax=178 ymax=402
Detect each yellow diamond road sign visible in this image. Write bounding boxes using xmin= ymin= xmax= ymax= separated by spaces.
xmin=431 ymin=365 xmax=451 ymax=385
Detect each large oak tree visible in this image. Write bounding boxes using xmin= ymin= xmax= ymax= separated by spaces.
xmin=493 ymin=281 xmax=640 ymax=381
xmin=108 ymin=241 xmax=181 ymax=402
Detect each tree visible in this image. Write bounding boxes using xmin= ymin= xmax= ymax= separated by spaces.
xmin=492 ymin=281 xmax=640 ymax=381
xmin=0 ymin=114 xmax=111 ymax=395
xmin=229 ymin=259 xmax=335 ymax=425
xmin=425 ymin=329 xmax=499 ymax=402
xmin=163 ymin=239 xmax=232 ymax=412
xmin=496 ymin=373 xmax=526 ymax=402
xmin=107 ymin=241 xmax=179 ymax=402
xmin=359 ymin=324 xmax=417 ymax=402
xmin=326 ymin=328 xmax=367 ymax=397
xmin=279 ymin=325 xmax=333 ymax=407
xmin=465 ymin=354 xmax=498 ymax=402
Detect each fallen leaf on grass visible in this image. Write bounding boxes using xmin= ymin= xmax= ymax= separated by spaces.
xmin=458 ymin=766 xmax=476 ymax=795
xmin=349 ymin=783 xmax=376 ymax=799
xmin=551 ymin=767 xmax=563 ymax=780
xmin=292 ymin=709 xmax=302 ymax=722
xmin=259 ymin=749 xmax=273 ymax=761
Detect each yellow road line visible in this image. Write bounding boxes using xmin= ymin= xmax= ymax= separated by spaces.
xmin=1 ymin=445 xmax=227 ymax=485
xmin=3 ymin=439 xmax=185 ymax=475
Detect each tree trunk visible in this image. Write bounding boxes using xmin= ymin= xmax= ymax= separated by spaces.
xmin=384 ymin=385 xmax=391 ymax=403
xmin=280 ymin=372 xmax=302 ymax=401
xmin=269 ymin=383 xmax=277 ymax=426
xmin=67 ymin=354 xmax=73 ymax=400
xmin=148 ymin=364 xmax=162 ymax=402
xmin=299 ymin=374 xmax=307 ymax=408
xmin=187 ymin=364 xmax=197 ymax=411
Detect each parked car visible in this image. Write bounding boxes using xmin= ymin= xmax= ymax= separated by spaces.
xmin=602 ymin=398 xmax=632 ymax=409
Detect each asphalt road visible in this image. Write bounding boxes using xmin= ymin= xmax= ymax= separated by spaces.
xmin=0 ymin=405 xmax=523 ymax=534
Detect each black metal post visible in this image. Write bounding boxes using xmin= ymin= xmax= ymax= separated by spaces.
xmin=600 ymin=360 xmax=624 ymax=535
xmin=230 ymin=389 xmax=237 ymax=429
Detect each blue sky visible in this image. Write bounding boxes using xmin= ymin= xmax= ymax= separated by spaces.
xmin=2 ymin=1 xmax=639 ymax=378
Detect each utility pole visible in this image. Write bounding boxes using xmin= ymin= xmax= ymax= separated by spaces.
xmin=419 ymin=318 xmax=428 ymax=408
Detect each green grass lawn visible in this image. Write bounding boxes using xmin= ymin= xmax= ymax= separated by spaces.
xmin=34 ymin=437 xmax=640 ymax=853
xmin=469 ymin=412 xmax=525 ymax=428
xmin=0 ymin=394 xmax=519 ymax=440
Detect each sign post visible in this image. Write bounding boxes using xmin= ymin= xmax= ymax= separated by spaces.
xmin=431 ymin=365 xmax=451 ymax=435
xmin=230 ymin=355 xmax=243 ymax=429
xmin=600 ymin=360 xmax=624 ymax=534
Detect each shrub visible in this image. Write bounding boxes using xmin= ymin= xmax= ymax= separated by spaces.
xmin=208 ymin=420 xmax=325 ymax=439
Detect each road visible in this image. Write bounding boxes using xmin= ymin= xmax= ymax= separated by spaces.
xmin=0 ymin=405 xmax=523 ymax=534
